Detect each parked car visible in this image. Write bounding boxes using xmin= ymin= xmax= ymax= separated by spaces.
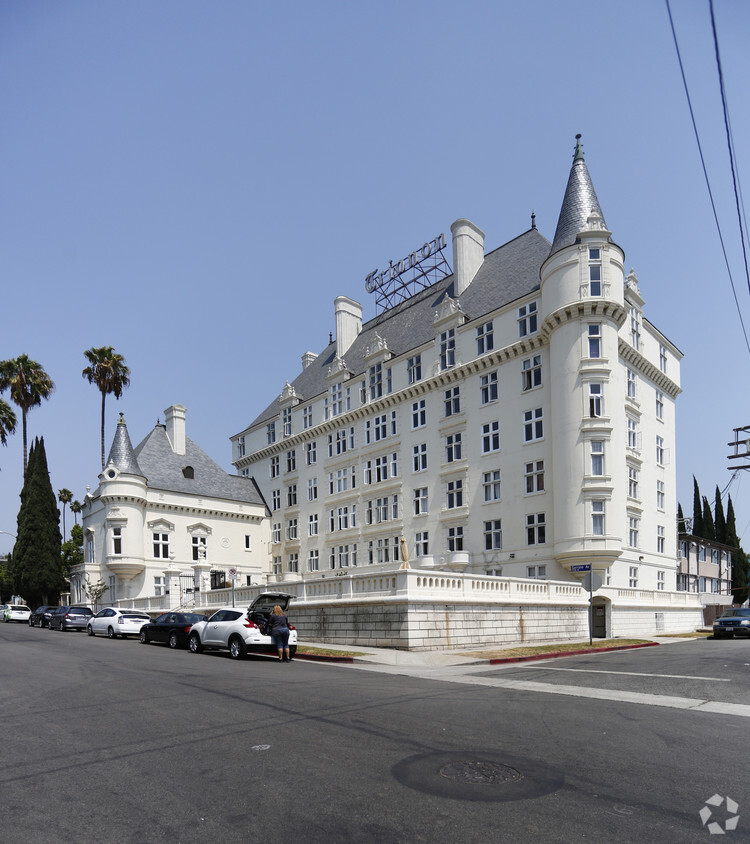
xmin=87 ymin=607 xmax=152 ymax=639
xmin=188 ymin=592 xmax=297 ymax=659
xmin=4 ymin=604 xmax=31 ymax=623
xmin=49 ymin=605 xmax=94 ymax=631
xmin=29 ymin=605 xmax=58 ymax=628
xmin=139 ymin=612 xmax=209 ymax=648
xmin=713 ymin=608 xmax=750 ymax=638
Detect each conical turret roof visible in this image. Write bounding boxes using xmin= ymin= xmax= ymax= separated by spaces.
xmin=549 ymin=135 xmax=607 ymax=257
xmin=105 ymin=413 xmax=143 ymax=476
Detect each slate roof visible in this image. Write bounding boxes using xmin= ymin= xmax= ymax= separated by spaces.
xmin=106 ymin=414 xmax=143 ymax=476
xmin=248 ymin=226 xmax=552 ymax=429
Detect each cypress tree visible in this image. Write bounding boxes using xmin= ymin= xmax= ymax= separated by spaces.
xmin=726 ymin=496 xmax=749 ymax=605
xmin=702 ymin=496 xmax=715 ymax=540
xmin=11 ymin=437 xmax=64 ymax=606
xmin=692 ymin=477 xmax=704 ymax=537
xmin=714 ymin=486 xmax=727 ymax=545
xmin=677 ymin=503 xmax=686 ymax=534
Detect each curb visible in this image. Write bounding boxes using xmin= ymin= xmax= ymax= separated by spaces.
xmin=487 ymin=641 xmax=660 ymax=665
xmin=294 ymin=652 xmax=355 ymax=663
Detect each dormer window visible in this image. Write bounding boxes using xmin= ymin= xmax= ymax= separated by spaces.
xmin=182 ymin=466 xmax=194 ymax=479
xmin=439 ymin=329 xmax=455 ymax=369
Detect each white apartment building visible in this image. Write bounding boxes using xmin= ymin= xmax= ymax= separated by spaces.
xmin=232 ymin=137 xmax=682 ymax=597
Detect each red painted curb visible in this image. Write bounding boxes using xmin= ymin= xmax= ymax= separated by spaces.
xmin=487 ymin=641 xmax=659 ymax=665
xmin=294 ymin=653 xmax=355 ymax=663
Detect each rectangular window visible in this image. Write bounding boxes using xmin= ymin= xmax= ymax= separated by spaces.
xmin=592 ymin=500 xmax=605 ymax=536
xmin=657 ymin=525 xmax=665 ymax=554
xmin=153 ymin=532 xmax=170 ymax=559
xmin=629 ymin=517 xmax=639 ymax=548
xmin=659 ymin=344 xmax=667 ymax=373
xmin=482 ymin=420 xmax=500 ymax=453
xmin=306 ymin=441 xmax=317 ymax=465
xmin=446 ymin=433 xmax=462 ymax=462
xmin=413 ymin=487 xmax=428 ymax=515
xmin=589 ymin=383 xmax=603 ymax=417
xmin=527 ymin=565 xmax=547 ymax=579
xmin=480 ymin=371 xmax=498 ymax=404
xmin=518 ymin=301 xmax=538 ymax=337
xmin=526 ymin=513 xmax=546 ymax=545
xmin=307 ymin=478 xmax=318 ymax=501
xmin=192 ymin=535 xmax=207 ymax=562
xmin=287 ymin=485 xmax=297 ymax=507
xmin=448 ymin=526 xmax=464 ymax=552
xmin=655 ymin=390 xmax=664 ymax=420
xmin=308 ymin=514 xmax=319 ymax=537
xmin=446 ymin=479 xmax=463 ymax=509
xmin=522 ymin=355 xmax=542 ymax=391
xmin=483 ymin=470 xmax=501 ymax=502
xmin=627 ymin=369 xmax=637 ymax=399
xmin=407 ymin=354 xmax=422 ymax=384
xmin=411 ymin=399 xmax=426 ymax=429
xmin=270 ymin=455 xmax=279 ymax=478
xmin=628 ymin=466 xmax=639 ymax=499
xmin=525 ymin=460 xmax=544 ymax=493
xmin=444 ymin=386 xmax=460 ymax=416
xmin=154 ymin=576 xmax=164 ymax=597
xmin=523 ymin=408 xmax=543 ymax=442
xmin=627 ymin=418 xmax=639 ymax=450
xmin=237 ymin=436 xmax=246 ymax=458
xmin=656 ymin=436 xmax=665 ymax=466
xmin=266 ymin=422 xmax=276 ymax=444
xmin=245 ymin=535 xmax=252 ymax=551
xmin=282 ymin=406 xmax=292 ymax=437
xmin=271 ymin=489 xmax=280 ymax=510
xmin=303 ymin=406 xmax=313 ymax=429
xmin=412 ymin=443 xmax=428 ymax=472
xmin=631 ymin=308 xmax=641 ymax=350
xmin=369 ymin=363 xmax=383 ymax=400
xmin=330 ymin=383 xmax=343 ymax=417
xmin=286 ymin=450 xmax=296 ymax=472
xmin=591 ymin=441 xmax=604 ymax=476
xmin=589 ymin=249 xmax=602 ymax=296
xmin=272 ymin=523 xmax=281 ymax=543
xmin=657 ymin=480 xmax=665 ymax=511
xmin=476 ymin=321 xmax=494 ymax=355
xmin=415 ymin=532 xmax=429 ymax=556
xmin=308 ymin=549 xmax=319 ymax=571
xmin=657 ymin=570 xmax=665 ymax=591
xmin=484 ymin=519 xmax=502 ymax=550
xmin=629 ymin=565 xmax=638 ymax=588
xmin=112 ymin=527 xmax=122 ymax=556
xmin=440 ymin=329 xmax=456 ymax=369
xmin=286 ymin=519 xmax=298 ymax=541
xmin=288 ymin=553 xmax=299 ymax=573
xmin=588 ymin=324 xmax=601 ymax=358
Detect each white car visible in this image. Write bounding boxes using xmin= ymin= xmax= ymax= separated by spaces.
xmin=87 ymin=607 xmax=152 ymax=639
xmin=4 ymin=604 xmax=31 ymax=623
xmin=188 ymin=592 xmax=297 ymax=660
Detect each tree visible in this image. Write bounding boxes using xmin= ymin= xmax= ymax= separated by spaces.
xmin=84 ymin=577 xmax=108 ymax=611
xmin=726 ymin=496 xmax=749 ymax=605
xmin=0 ymin=396 xmax=16 ymax=447
xmin=0 ymin=355 xmax=54 ymax=473
xmin=70 ymin=499 xmax=82 ymax=525
xmin=10 ymin=438 xmax=64 ymax=606
xmin=61 ymin=523 xmax=83 ymax=577
xmin=677 ymin=503 xmax=687 ymax=534
xmin=714 ymin=486 xmax=727 ymax=545
xmin=58 ymin=488 xmax=73 ymax=540
xmin=702 ymin=496 xmax=715 ymax=541
xmin=82 ymin=346 xmax=131 ymax=469
xmin=691 ymin=477 xmax=704 ymax=538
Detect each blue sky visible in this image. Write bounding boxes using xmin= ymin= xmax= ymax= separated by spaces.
xmin=1 ymin=0 xmax=749 ymax=552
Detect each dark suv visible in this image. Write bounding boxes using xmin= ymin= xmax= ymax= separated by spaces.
xmin=713 ymin=608 xmax=750 ymax=639
xmin=49 ymin=605 xmax=94 ymax=632
xmin=29 ymin=605 xmax=58 ymax=628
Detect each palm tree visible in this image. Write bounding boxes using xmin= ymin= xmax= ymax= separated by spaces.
xmin=0 ymin=355 xmax=54 ymax=473
xmin=70 ymin=499 xmax=82 ymax=525
xmin=82 ymin=346 xmax=131 ymax=469
xmin=58 ymin=488 xmax=73 ymax=539
xmin=0 ymin=397 xmax=16 ymax=447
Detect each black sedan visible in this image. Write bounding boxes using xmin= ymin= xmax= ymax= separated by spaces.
xmin=29 ymin=605 xmax=58 ymax=628
xmin=139 ymin=612 xmax=208 ymax=649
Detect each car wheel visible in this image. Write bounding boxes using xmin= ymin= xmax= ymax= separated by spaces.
xmin=168 ymin=631 xmax=179 ymax=649
xmin=229 ymin=636 xmax=247 ymax=660
xmin=87 ymin=625 xmax=94 ymax=636
xmin=188 ymin=633 xmax=202 ymax=654
xmin=107 ymin=626 xmax=117 ymax=639
xmin=60 ymin=621 xmax=66 ymax=632
xmin=140 ymin=630 xmax=149 ymax=644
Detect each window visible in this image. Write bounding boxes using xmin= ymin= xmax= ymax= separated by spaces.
xmin=446 ymin=433 xmax=462 ymax=462
xmin=629 ymin=565 xmax=638 ymax=588
xmin=306 ymin=441 xmax=317 ymax=465
xmin=444 ymin=386 xmax=460 ymax=416
xmin=627 ymin=369 xmax=637 ymax=399
xmin=448 ymin=526 xmax=464 ymax=552
xmin=271 ymin=489 xmax=280 ymax=511
xmin=592 ymin=500 xmax=605 ymax=536
xmin=630 ymin=308 xmax=641 ymax=350
xmin=153 ymin=532 xmax=170 ymax=559
xmin=308 ymin=514 xmax=319 ymax=537
xmin=369 ymin=363 xmax=383 ymax=399
xmin=483 ymin=470 xmax=501 ymax=502
xmin=112 ymin=527 xmax=122 ymax=556
xmin=627 ymin=418 xmax=639 ymax=450
xmin=657 ymin=570 xmax=665 ymax=591
xmin=303 ymin=406 xmax=313 ymax=429
xmin=272 ymin=522 xmax=281 ymax=543
xmin=307 ymin=478 xmax=318 ymax=501
xmin=440 ymin=329 xmax=456 ymax=369
xmin=588 ymin=324 xmax=601 ymax=358
xmin=270 ymin=455 xmax=279 ymax=478
xmin=407 ymin=354 xmax=422 ymax=384
xmin=659 ymin=344 xmax=667 ymax=373
xmin=366 ymin=496 xmax=397 ymax=525
xmin=518 ymin=301 xmax=538 ymax=336
xmin=415 ymin=532 xmax=429 ymax=556
xmin=413 ymin=444 xmax=427 ymax=472
xmin=522 ymin=355 xmax=542 ymax=391
xmin=446 ymin=479 xmax=463 ymax=509
xmin=698 ymin=545 xmax=706 ymax=562
xmin=266 ymin=422 xmax=276 ymax=444
xmin=286 ymin=519 xmax=298 ymax=540
xmin=588 ymin=248 xmax=602 ymax=296
xmin=480 ymin=371 xmax=498 ymax=404
xmin=191 ymin=535 xmax=207 ymax=561
xmin=330 ymin=383 xmax=343 ymax=417
xmin=591 ymin=441 xmax=604 ymax=476
xmin=482 ymin=420 xmax=500 ymax=453
xmin=364 ymin=454 xmax=397 ymax=484
xmin=308 ymin=549 xmax=319 ymax=571
xmin=237 ymin=436 xmax=246 ymax=458
xmin=476 ymin=322 xmax=494 ymax=355
xmin=527 ymin=565 xmax=547 ymax=579
xmin=656 ymin=480 xmax=665 ymax=510
xmin=628 ymin=466 xmax=639 ymax=499
xmin=366 ymin=414 xmax=388 ymax=443
xmin=526 ymin=513 xmax=546 ymax=545
xmin=413 ymin=487 xmax=428 ymax=515
xmin=288 ymin=553 xmax=299 ymax=573
xmin=411 ymin=399 xmax=426 ymax=429
xmin=286 ymin=450 xmax=296 ymax=472
xmin=484 ymin=520 xmax=502 ymax=550
xmin=655 ymin=390 xmax=664 ymax=420
xmin=154 ymin=576 xmax=164 ymax=597
xmin=629 ymin=517 xmax=639 ymax=548
xmin=656 ymin=436 xmax=665 ymax=466
xmin=282 ymin=406 xmax=292 ymax=437
xmin=657 ymin=525 xmax=665 ymax=554
xmin=245 ymin=535 xmax=252 ymax=551
xmin=523 ymin=408 xmax=544 ymax=442
xmin=287 ymin=485 xmax=297 ymax=507
xmin=328 ymin=427 xmax=354 ymax=456
xmin=525 ymin=460 xmax=544 ymax=493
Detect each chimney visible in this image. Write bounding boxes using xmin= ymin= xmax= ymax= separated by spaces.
xmin=164 ymin=404 xmax=187 ymax=455
xmin=451 ymin=219 xmax=485 ymax=296
xmin=334 ymin=296 xmax=363 ymax=358
xmin=302 ymin=351 xmax=318 ymax=370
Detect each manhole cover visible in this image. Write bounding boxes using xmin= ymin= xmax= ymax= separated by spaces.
xmin=440 ymin=760 xmax=522 ymax=785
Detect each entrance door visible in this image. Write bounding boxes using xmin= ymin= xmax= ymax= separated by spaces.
xmin=592 ymin=598 xmax=607 ymax=638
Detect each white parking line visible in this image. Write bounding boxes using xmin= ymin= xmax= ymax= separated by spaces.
xmin=523 ymin=667 xmax=731 ymax=682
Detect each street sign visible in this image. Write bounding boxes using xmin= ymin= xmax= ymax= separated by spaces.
xmin=228 ymin=567 xmax=238 ymax=580
xmin=581 ymin=572 xmax=603 ymax=592
xmin=570 ymin=564 xmax=591 ymax=572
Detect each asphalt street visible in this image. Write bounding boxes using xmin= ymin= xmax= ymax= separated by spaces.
xmin=1 ymin=623 xmax=748 ymax=843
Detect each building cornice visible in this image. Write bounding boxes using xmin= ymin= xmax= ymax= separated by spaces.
xmin=618 ymin=339 xmax=681 ymax=398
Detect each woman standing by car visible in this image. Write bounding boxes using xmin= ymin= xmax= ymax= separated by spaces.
xmin=268 ymin=604 xmax=292 ymax=662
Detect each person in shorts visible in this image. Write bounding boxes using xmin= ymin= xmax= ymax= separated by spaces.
xmin=268 ymin=604 xmax=292 ymax=662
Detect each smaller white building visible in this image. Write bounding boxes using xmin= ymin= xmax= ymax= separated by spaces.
xmin=72 ymin=405 xmax=272 ymax=609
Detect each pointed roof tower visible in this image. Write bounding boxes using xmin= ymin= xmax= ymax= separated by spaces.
xmin=549 ymin=134 xmax=608 ymax=257
xmin=104 ymin=412 xmax=143 ymax=476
